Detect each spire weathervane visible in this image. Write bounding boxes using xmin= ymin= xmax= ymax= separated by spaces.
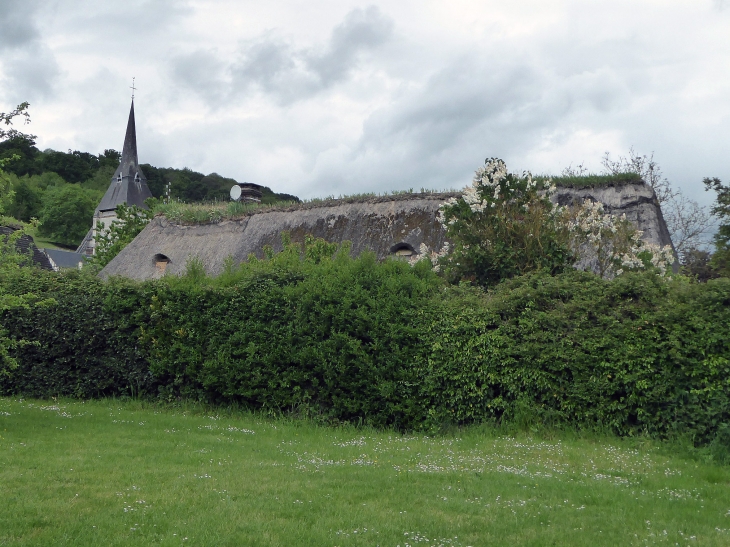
xmin=130 ymin=77 xmax=137 ymax=100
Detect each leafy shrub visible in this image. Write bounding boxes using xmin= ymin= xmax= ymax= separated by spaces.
xmin=419 ymin=271 xmax=730 ymax=441
xmin=0 ymin=269 xmax=153 ymax=397
xmin=92 ymin=202 xmax=156 ymax=268
xmin=435 ymin=158 xmax=675 ymax=284
xmin=142 ymin=237 xmax=440 ymax=428
xmin=1 ymin=240 xmax=729 ymax=443
xmin=705 ymin=177 xmax=730 ymax=276
xmin=437 ymin=158 xmax=573 ymax=287
xmin=565 ymin=199 xmax=675 ymax=278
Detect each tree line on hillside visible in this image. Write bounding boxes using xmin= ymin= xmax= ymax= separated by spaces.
xmin=0 ymin=120 xmax=299 ymax=247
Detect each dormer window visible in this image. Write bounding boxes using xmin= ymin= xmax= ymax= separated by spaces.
xmin=116 ymin=173 xmax=122 ymax=183
xmin=134 ymin=172 xmax=141 ymax=183
xmin=390 ymin=242 xmax=417 ymax=257
xmin=153 ymin=253 xmax=170 ymax=273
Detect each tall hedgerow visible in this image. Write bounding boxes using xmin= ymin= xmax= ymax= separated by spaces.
xmin=418 ymin=270 xmax=730 ymax=440
xmin=1 ymin=240 xmax=730 ymax=442
xmin=141 ymin=235 xmax=441 ymax=428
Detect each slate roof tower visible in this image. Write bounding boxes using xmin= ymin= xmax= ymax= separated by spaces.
xmin=77 ymin=99 xmax=153 ymax=255
xmin=97 ymin=100 xmax=153 ymax=212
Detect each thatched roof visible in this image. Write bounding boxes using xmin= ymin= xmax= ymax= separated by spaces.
xmin=101 ymin=194 xmax=449 ymax=279
xmin=100 ymin=184 xmax=674 ymax=281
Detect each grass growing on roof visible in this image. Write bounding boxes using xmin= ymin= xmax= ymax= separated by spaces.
xmin=154 ymin=189 xmax=459 ymax=224
xmin=535 ymin=172 xmax=644 ymax=188
xmin=2 ymin=398 xmax=730 ymax=547
xmin=154 ymin=173 xmax=646 ymax=225
xmin=155 ymin=199 xmax=300 ymax=224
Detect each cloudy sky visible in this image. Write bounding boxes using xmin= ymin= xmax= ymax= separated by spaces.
xmin=1 ymin=0 xmax=728 ymax=205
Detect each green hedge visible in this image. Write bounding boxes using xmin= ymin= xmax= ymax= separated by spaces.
xmin=1 ymin=252 xmax=729 ymax=442
xmin=0 ymin=271 xmax=154 ymax=398
xmin=141 ymin=250 xmax=437 ymax=429
xmin=421 ymin=272 xmax=730 ymax=442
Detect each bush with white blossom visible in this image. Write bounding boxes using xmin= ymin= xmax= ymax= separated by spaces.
xmin=566 ymin=199 xmax=675 ymax=279
xmin=432 ymin=157 xmax=676 ymax=284
xmin=435 ymin=158 xmax=573 ymax=286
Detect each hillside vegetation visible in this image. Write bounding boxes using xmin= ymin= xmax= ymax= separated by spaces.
xmin=0 ymin=135 xmax=298 ymax=247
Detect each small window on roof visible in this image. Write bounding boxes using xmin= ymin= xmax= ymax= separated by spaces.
xmin=390 ymin=242 xmax=417 ymax=257
xmin=116 ymin=173 xmax=122 ymax=183
xmin=153 ymin=253 xmax=170 ymax=273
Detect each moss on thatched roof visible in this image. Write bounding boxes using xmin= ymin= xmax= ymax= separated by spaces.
xmin=155 ymin=173 xmax=646 ymax=226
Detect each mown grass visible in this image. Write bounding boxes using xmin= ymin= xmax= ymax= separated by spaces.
xmin=2 ymin=398 xmax=729 ymax=547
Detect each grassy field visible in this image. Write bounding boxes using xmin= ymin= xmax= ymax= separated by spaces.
xmin=1 ymin=398 xmax=729 ymax=546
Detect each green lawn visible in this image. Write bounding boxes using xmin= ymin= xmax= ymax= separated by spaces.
xmin=1 ymin=398 xmax=729 ymax=546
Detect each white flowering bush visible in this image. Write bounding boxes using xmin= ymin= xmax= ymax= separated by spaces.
xmin=566 ymin=199 xmax=675 ymax=279
xmin=436 ymin=158 xmax=573 ymax=286
xmin=408 ymin=242 xmax=450 ymax=271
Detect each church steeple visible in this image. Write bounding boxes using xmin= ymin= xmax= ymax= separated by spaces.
xmin=121 ymin=100 xmax=139 ymax=168
xmin=96 ymin=99 xmax=153 ymax=213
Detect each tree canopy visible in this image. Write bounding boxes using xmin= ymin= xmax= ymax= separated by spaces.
xmin=704 ymin=177 xmax=730 ymax=275
xmin=38 ymin=184 xmax=97 ymax=246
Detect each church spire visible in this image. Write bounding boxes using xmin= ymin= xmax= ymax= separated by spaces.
xmin=96 ymin=98 xmax=153 ymax=213
xmin=120 ymin=100 xmax=139 ymax=169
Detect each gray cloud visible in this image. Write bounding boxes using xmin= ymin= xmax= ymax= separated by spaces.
xmin=230 ymin=36 xmax=318 ymax=102
xmin=163 ymin=27 xmax=671 ymax=200
xmin=288 ymin=46 xmax=641 ymax=197
xmin=360 ymin=61 xmax=538 ymax=152
xmin=0 ymin=0 xmax=59 ymax=101
xmin=0 ymin=0 xmax=39 ymax=50
xmin=70 ymin=0 xmax=192 ymax=37
xmin=173 ymin=5 xmax=394 ymax=106
xmin=1 ymin=44 xmax=60 ymax=101
xmin=306 ymin=5 xmax=394 ymax=85
xmin=351 ymin=57 xmax=626 ymax=177
xmin=171 ymin=50 xmax=227 ymax=104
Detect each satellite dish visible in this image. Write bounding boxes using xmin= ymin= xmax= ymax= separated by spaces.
xmin=230 ymin=185 xmax=242 ymax=201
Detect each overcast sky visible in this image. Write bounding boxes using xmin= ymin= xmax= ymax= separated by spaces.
xmin=1 ymin=0 xmax=728 ymax=205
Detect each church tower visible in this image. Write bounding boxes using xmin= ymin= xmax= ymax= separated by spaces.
xmin=78 ymin=99 xmax=153 ymax=255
